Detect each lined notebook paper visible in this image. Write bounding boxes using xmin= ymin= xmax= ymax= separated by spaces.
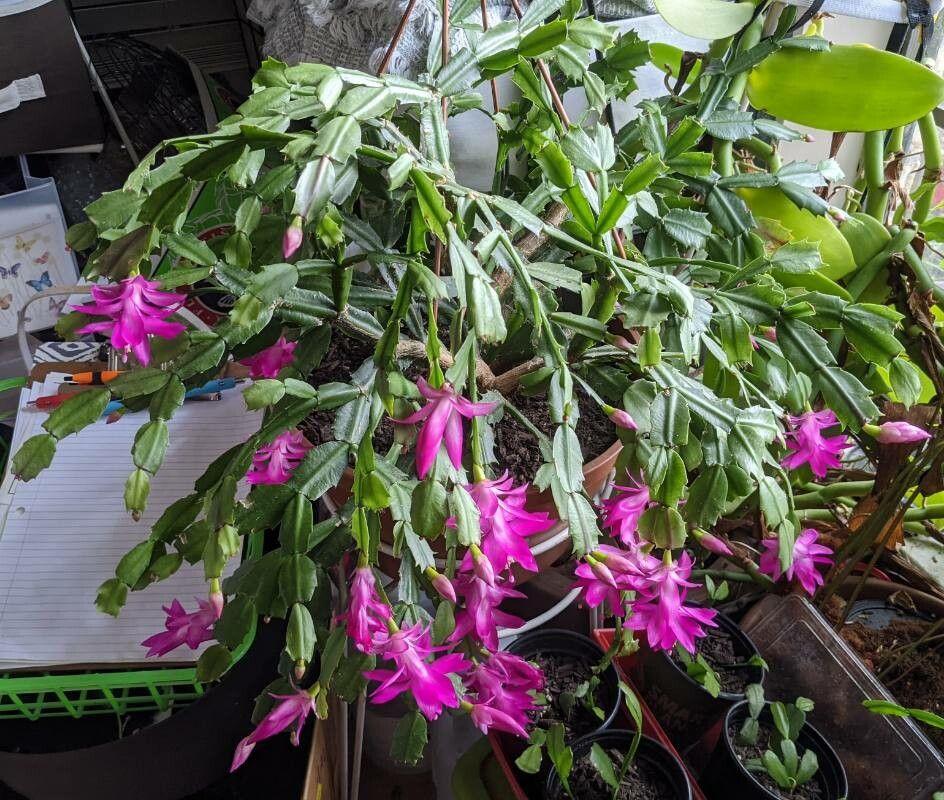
xmin=0 ymin=374 xmax=263 ymax=669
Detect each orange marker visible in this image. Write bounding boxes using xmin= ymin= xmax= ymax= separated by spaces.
xmin=63 ymin=370 xmax=125 ymax=385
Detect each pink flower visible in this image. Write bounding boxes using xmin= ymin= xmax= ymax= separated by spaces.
xmin=239 ymin=335 xmax=297 ymax=379
xmin=624 ymin=553 xmax=717 ymax=653
xmin=782 ymin=409 xmax=849 ymax=478
xmin=231 ymin=687 xmax=316 ymax=770
xmin=604 ymin=405 xmax=638 ymax=430
xmin=469 ymin=702 xmax=530 ymax=738
xmin=873 ymin=421 xmax=932 ymax=444
xmin=344 ymin=566 xmax=391 ymax=653
xmin=450 ymin=573 xmax=525 ymax=650
xmin=691 ymin=529 xmax=733 ymax=557
xmin=283 ymin=215 xmax=304 ymax=259
xmin=759 ymin=528 xmax=834 ymax=596
xmin=465 ymin=652 xmax=543 ymax=739
xmin=365 ymin=623 xmax=469 ymax=720
xmin=574 ymin=544 xmax=656 ymax=617
xmin=462 ymin=472 xmax=553 ymax=574
xmin=600 ymin=475 xmax=653 ymax=547
xmin=246 ymin=429 xmax=312 ymax=485
xmin=763 ymin=327 xmax=777 ymax=342
xmin=73 ymin=276 xmax=186 ymax=366
xmin=141 ymin=592 xmax=223 ymax=657
xmin=394 ymin=378 xmax=497 ymax=478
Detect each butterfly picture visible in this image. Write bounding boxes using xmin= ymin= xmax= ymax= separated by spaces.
xmin=15 ymin=234 xmax=38 ymax=252
xmin=0 ymin=264 xmax=21 ymax=280
xmin=0 ymin=294 xmax=12 ymax=310
xmin=48 ymin=297 xmax=66 ymax=314
xmin=34 ymin=251 xmax=49 ymax=265
xmin=26 ymin=271 xmax=52 ymax=292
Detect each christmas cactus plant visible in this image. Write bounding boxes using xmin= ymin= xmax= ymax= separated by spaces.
xmin=12 ymin=0 xmax=944 ymax=768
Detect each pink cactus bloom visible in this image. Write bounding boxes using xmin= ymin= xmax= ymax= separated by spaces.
xmin=469 ymin=702 xmax=531 ymax=738
xmin=141 ymin=592 xmax=223 ymax=657
xmin=344 ymin=566 xmax=391 ymax=653
xmin=450 ymin=573 xmax=525 ymax=651
xmin=466 ymin=652 xmax=542 ymax=738
xmin=624 ymin=553 xmax=717 ymax=654
xmin=365 ymin=623 xmax=469 ymax=720
xmin=393 ymin=378 xmax=497 ymax=478
xmin=467 ymin=652 xmax=544 ymax=705
xmin=231 ymin=687 xmax=316 ymax=770
xmin=239 ymin=335 xmax=297 ymax=379
xmin=874 ymin=421 xmax=932 ymax=444
xmin=600 ymin=475 xmax=654 ymax=547
xmin=782 ymin=409 xmax=850 ymax=478
xmin=574 ymin=544 xmax=656 ymax=617
xmin=283 ymin=216 xmax=304 ymax=259
xmin=462 ymin=472 xmax=553 ymax=574
xmin=73 ymin=275 xmax=186 ymax=367
xmin=759 ymin=528 xmax=834 ymax=596
xmin=246 ymin=429 xmax=312 ymax=485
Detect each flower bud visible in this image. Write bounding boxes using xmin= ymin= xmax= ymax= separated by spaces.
xmin=869 ymin=421 xmax=932 ymax=444
xmin=471 ymin=545 xmax=496 ymax=586
xmin=603 ymin=405 xmax=638 ymax=431
xmin=691 ymin=529 xmax=733 ymax=557
xmin=425 ymin=567 xmax=456 ymax=602
xmin=283 ymin=215 xmax=304 ymax=259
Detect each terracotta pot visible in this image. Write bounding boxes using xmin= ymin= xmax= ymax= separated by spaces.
xmin=326 ymin=440 xmax=622 ymax=581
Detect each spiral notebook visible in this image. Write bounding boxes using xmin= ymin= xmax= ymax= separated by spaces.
xmin=0 ymin=372 xmax=263 ymax=669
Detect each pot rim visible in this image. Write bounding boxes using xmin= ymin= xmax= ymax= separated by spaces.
xmin=720 ymin=700 xmax=848 ymax=800
xmin=649 ymin=609 xmax=766 ymax=701
xmin=544 ymin=729 xmax=692 ymax=800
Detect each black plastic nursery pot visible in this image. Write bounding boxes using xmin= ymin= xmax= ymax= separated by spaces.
xmin=638 ymin=610 xmax=765 ymax=751
xmin=699 ymin=701 xmax=849 ymax=800
xmin=508 ymin=628 xmax=622 ymax=741
xmin=0 ymin=619 xmax=288 ymax=800
xmin=544 ymin=729 xmax=692 ymax=800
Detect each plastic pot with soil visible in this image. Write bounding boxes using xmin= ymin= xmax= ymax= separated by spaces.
xmin=544 ymin=729 xmax=692 ymax=800
xmin=699 ymin=701 xmax=848 ymax=800
xmin=302 ymin=334 xmax=620 ymax=580
xmin=638 ymin=610 xmax=765 ymax=751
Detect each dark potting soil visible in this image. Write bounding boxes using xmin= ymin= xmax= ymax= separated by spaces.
xmin=828 ymin=603 xmax=944 ymax=754
xmin=297 ymin=334 xmax=396 ymax=453
xmin=533 ymin=651 xmax=606 ymax=739
xmin=728 ymin=723 xmax=826 ymax=800
xmin=552 ymin=747 xmax=675 ymax=800
xmin=495 ymin=390 xmax=614 ymax=486
xmin=669 ymin=624 xmax=752 ymax=695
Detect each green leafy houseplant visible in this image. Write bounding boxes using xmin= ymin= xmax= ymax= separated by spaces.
xmin=9 ymin=0 xmax=944 ymax=769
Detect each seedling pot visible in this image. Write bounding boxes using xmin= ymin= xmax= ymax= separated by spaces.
xmin=699 ymin=701 xmax=848 ymax=800
xmin=638 ymin=610 xmax=765 ymax=750
xmin=544 ymin=729 xmax=692 ymax=800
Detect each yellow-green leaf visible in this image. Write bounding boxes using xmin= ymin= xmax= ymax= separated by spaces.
xmin=748 ymin=45 xmax=944 ymax=132
xmin=655 ymin=0 xmax=753 ymax=40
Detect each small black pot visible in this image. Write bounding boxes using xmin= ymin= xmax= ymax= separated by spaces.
xmin=638 ymin=611 xmax=765 ymax=750
xmin=508 ymin=628 xmax=622 ymax=741
xmin=544 ymin=729 xmax=692 ymax=800
xmin=700 ymin=701 xmax=849 ymax=800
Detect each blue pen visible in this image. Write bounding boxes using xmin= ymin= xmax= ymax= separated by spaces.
xmin=101 ymin=378 xmax=240 ymax=417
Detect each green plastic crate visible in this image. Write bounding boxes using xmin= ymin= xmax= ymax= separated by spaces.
xmin=0 ymin=532 xmax=261 ymax=720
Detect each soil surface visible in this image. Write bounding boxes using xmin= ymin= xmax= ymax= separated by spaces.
xmin=533 ymin=651 xmax=608 ymax=739
xmin=494 ymin=390 xmax=614 ymax=485
xmin=552 ymin=746 xmax=675 ymax=800
xmin=670 ymin=625 xmax=754 ymax=695
xmin=826 ymin=598 xmax=944 ymax=754
xmin=729 ymin=723 xmax=826 ymax=800
xmin=298 ymin=334 xmax=395 ymax=452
